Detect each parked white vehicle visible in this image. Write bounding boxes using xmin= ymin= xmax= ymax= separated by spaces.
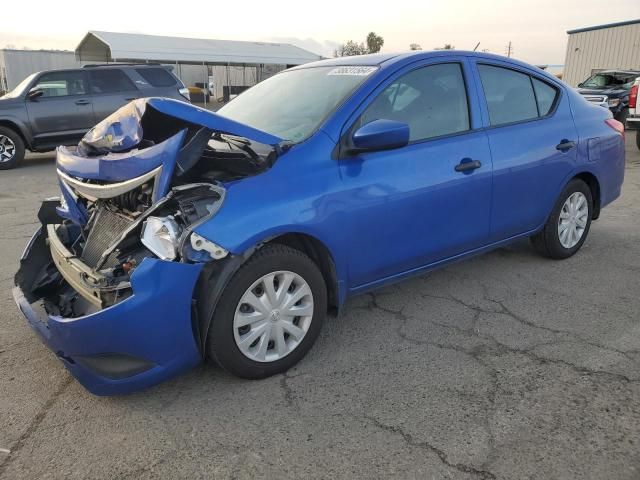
xmin=626 ymin=77 xmax=639 ymax=149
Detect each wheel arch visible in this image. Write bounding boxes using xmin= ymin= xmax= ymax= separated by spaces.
xmin=573 ymin=171 xmax=601 ymax=219
xmin=263 ymin=232 xmax=341 ymax=315
xmin=194 ymin=230 xmax=344 ymax=354
xmin=0 ymin=119 xmax=31 ymax=148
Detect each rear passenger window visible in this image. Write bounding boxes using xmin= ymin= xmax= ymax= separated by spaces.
xmin=88 ymin=69 xmax=136 ymax=94
xmin=361 ymin=63 xmax=470 ymax=142
xmin=477 ymin=65 xmax=538 ymax=126
xmin=532 ymin=77 xmax=558 ymax=116
xmin=135 ymin=68 xmax=177 ymax=87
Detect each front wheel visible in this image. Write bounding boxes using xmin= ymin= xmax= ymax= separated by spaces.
xmin=0 ymin=126 xmax=25 ymax=170
xmin=530 ymin=179 xmax=593 ymax=259
xmin=206 ymin=244 xmax=327 ymax=379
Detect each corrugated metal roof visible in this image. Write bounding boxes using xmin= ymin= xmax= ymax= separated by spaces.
xmin=76 ymin=31 xmax=323 ymax=65
xmin=567 ymin=19 xmax=640 ymax=35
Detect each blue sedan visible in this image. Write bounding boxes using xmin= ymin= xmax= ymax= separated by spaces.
xmin=14 ymin=51 xmax=626 ymax=395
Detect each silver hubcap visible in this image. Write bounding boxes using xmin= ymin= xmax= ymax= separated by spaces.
xmin=558 ymin=192 xmax=588 ymax=248
xmin=0 ymin=135 xmax=16 ymax=163
xmin=233 ymin=271 xmax=314 ymax=363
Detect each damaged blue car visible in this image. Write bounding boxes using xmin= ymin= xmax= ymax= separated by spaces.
xmin=14 ymin=52 xmax=625 ymax=395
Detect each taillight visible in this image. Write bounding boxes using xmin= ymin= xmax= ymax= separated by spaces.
xmin=605 ymin=118 xmax=625 ymax=141
xmin=630 ymin=84 xmax=638 ymax=109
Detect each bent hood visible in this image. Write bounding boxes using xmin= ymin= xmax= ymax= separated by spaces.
xmin=57 ymin=97 xmax=283 ymax=182
xmin=55 ymin=98 xmax=283 ymax=224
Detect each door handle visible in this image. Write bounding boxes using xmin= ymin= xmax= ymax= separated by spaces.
xmin=455 ymin=159 xmax=482 ymax=173
xmin=556 ymin=139 xmax=576 ymax=152
xmin=75 ymin=99 xmax=91 ymax=105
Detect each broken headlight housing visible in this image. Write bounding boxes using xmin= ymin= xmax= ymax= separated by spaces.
xmin=141 ymin=216 xmax=181 ymax=260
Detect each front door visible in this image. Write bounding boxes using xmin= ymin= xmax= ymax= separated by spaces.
xmin=25 ymin=70 xmax=94 ymax=147
xmin=339 ymin=60 xmax=493 ymax=288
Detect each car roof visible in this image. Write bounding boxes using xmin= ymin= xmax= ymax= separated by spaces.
xmin=31 ymin=64 xmax=167 ymax=76
xmin=290 ymin=50 xmax=550 ymax=74
xmin=81 ymin=63 xmax=165 ymax=69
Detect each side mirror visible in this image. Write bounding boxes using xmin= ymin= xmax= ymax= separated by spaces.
xmin=351 ymin=119 xmax=410 ymax=153
xmin=27 ymin=88 xmax=44 ymax=100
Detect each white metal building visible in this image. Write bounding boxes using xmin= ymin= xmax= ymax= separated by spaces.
xmin=75 ymin=31 xmax=323 ymax=102
xmin=76 ymin=31 xmax=323 ymax=66
xmin=0 ymin=49 xmax=80 ymax=93
xmin=1 ymin=32 xmax=323 ymax=103
xmin=563 ymin=19 xmax=640 ymax=87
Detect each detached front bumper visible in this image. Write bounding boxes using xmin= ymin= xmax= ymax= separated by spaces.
xmin=13 ymin=228 xmax=203 ymax=396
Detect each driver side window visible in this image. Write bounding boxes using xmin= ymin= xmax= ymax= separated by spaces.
xmin=360 ymin=63 xmax=470 ymax=142
xmin=32 ymin=71 xmax=87 ymax=98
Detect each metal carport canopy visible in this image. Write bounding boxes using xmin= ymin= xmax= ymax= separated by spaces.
xmin=75 ymin=31 xmax=323 ymax=65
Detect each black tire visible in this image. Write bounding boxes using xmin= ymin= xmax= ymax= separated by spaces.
xmin=636 ymin=130 xmax=640 ymax=151
xmin=0 ymin=126 xmax=25 ymax=170
xmin=205 ymin=244 xmax=327 ymax=379
xmin=614 ymin=107 xmax=628 ymax=125
xmin=530 ymin=178 xmax=593 ymax=259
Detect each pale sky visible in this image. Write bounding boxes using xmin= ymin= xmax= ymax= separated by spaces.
xmin=3 ymin=0 xmax=639 ymax=65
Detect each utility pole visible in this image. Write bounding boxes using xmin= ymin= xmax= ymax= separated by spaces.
xmin=506 ymin=41 xmax=513 ymax=58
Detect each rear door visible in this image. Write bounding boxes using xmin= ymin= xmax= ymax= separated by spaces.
xmin=25 ymin=70 xmax=94 ymax=146
xmin=87 ymin=68 xmax=140 ymax=123
xmin=470 ymin=60 xmax=578 ymax=241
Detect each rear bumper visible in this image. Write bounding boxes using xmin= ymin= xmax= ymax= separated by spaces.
xmin=13 ymin=229 xmax=203 ymax=396
xmin=626 ymin=116 xmax=640 ymax=130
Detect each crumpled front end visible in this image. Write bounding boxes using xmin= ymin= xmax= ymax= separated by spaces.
xmin=14 ymin=227 xmax=203 ymax=396
xmin=13 ymin=98 xmax=282 ymax=395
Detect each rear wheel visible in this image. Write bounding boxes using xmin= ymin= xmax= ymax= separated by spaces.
xmin=636 ymin=130 xmax=639 ymax=150
xmin=206 ymin=244 xmax=327 ymax=379
xmin=0 ymin=127 xmax=25 ymax=170
xmin=531 ymin=179 xmax=593 ymax=259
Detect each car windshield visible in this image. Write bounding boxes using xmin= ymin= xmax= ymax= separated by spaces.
xmin=581 ymin=72 xmax=638 ymax=89
xmin=1 ymin=73 xmax=37 ymax=99
xmin=217 ymin=66 xmax=377 ymax=143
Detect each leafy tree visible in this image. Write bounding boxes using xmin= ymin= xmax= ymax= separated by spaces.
xmin=409 ymin=43 xmax=422 ymax=51
xmin=366 ymin=32 xmax=384 ymax=53
xmin=334 ymin=40 xmax=368 ymax=57
xmin=334 ymin=32 xmax=385 ymax=57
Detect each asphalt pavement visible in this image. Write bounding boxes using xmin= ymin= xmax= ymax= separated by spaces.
xmin=0 ymin=135 xmax=639 ymax=479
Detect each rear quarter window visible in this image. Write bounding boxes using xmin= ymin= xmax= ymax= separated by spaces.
xmin=135 ymin=68 xmax=177 ymax=87
xmin=532 ymin=78 xmax=558 ymax=116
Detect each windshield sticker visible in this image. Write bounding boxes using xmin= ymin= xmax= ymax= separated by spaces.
xmin=327 ymin=66 xmax=377 ymax=76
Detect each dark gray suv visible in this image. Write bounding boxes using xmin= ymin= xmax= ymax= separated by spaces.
xmin=0 ymin=64 xmax=190 ymax=169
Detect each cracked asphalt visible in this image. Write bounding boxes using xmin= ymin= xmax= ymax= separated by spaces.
xmin=1 ymin=135 xmax=639 ymax=480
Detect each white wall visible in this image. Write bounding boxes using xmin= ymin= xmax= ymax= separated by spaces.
xmin=0 ymin=50 xmax=81 ymax=91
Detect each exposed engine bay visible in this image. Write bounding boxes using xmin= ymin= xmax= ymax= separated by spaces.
xmin=16 ymin=98 xmax=285 ymax=319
